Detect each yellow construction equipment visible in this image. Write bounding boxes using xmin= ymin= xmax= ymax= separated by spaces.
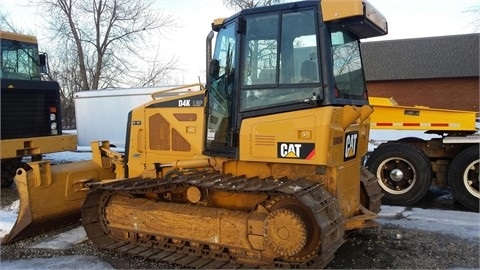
xmin=3 ymin=0 xmax=388 ymax=268
xmin=368 ymin=97 xmax=479 ymax=212
xmin=1 ymin=31 xmax=77 ymax=188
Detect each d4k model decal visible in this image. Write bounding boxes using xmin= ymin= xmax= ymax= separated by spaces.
xmin=277 ymin=143 xmax=315 ymax=159
xmin=145 ymin=94 xmax=205 ymax=108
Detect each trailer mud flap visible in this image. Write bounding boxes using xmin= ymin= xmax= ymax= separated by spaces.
xmin=1 ymin=160 xmax=115 ymax=244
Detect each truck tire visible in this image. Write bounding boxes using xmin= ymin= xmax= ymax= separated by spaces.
xmin=366 ymin=142 xmax=432 ymax=206
xmin=448 ymin=145 xmax=479 ymax=212
xmin=1 ymin=158 xmax=22 ymax=188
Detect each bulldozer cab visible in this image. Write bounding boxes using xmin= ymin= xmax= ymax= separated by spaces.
xmin=204 ymin=0 xmax=387 ymax=157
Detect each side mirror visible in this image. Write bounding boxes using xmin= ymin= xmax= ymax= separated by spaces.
xmin=209 ymin=59 xmax=220 ymax=80
xmin=39 ymin=53 xmax=48 ymax=74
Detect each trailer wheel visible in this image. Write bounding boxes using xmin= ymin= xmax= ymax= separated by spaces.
xmin=1 ymin=158 xmax=22 ymax=188
xmin=448 ymin=145 xmax=479 ymax=212
xmin=366 ymin=142 xmax=432 ymax=206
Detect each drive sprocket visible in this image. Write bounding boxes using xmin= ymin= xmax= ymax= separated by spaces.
xmin=264 ymin=208 xmax=307 ymax=256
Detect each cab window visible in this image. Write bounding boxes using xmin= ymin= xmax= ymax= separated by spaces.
xmin=206 ymin=22 xmax=236 ymax=150
xmin=240 ymin=9 xmax=322 ymax=111
xmin=1 ymin=40 xmax=40 ymax=80
xmin=331 ymin=30 xmax=367 ymax=100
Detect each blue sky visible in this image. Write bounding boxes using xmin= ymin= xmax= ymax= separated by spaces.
xmin=367 ymin=0 xmax=479 ymax=41
xmin=1 ymin=0 xmax=478 ymax=84
xmin=3 ymin=0 xmax=478 ymax=38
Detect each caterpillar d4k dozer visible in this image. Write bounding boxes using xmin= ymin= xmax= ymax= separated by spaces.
xmin=2 ymin=0 xmax=388 ymax=268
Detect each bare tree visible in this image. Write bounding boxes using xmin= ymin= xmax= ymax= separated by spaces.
xmin=133 ymin=48 xmax=177 ymax=87
xmin=21 ymin=0 xmax=178 ymax=128
xmin=0 ymin=10 xmax=26 ymax=33
xmin=34 ymin=0 xmax=177 ymax=91
xmin=465 ymin=5 xmax=480 ymax=33
xmin=0 ymin=11 xmax=14 ymax=32
xmin=223 ymin=0 xmax=284 ymax=9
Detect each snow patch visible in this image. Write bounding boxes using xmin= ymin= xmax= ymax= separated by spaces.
xmin=0 ymin=255 xmax=114 ymax=269
xmin=29 ymin=226 xmax=88 ymax=250
xmin=0 ymin=200 xmax=19 ymax=239
xmin=378 ymin=207 xmax=480 ymax=242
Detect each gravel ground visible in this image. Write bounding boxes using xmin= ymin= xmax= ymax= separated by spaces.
xmin=1 ymin=185 xmax=479 ymax=269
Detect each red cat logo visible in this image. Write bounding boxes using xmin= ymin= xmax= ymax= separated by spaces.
xmin=278 ymin=143 xmax=315 ymax=159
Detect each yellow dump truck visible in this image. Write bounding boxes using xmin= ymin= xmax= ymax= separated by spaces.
xmin=367 ymin=97 xmax=479 ymax=212
xmin=3 ymin=0 xmax=388 ymax=268
xmin=1 ymin=31 xmax=77 ymax=187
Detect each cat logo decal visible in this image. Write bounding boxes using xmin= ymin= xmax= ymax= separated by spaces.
xmin=344 ymin=131 xmax=358 ymax=161
xmin=278 ymin=143 xmax=315 ymax=159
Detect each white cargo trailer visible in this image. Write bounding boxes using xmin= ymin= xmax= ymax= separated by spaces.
xmin=74 ymin=85 xmax=192 ymax=147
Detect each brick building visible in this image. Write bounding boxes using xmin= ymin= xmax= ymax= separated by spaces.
xmin=361 ymin=33 xmax=479 ymax=112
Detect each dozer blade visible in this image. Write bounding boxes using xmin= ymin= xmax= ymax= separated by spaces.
xmin=1 ymin=160 xmax=115 ymax=244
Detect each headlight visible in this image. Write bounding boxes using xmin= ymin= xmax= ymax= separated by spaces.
xmin=51 ymin=122 xmax=57 ymax=130
xmin=50 ymin=113 xmax=56 ymax=121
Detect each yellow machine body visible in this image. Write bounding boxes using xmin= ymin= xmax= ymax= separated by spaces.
xmin=126 ymin=88 xmax=375 ymax=219
xmin=126 ymin=84 xmax=208 ymax=179
xmin=235 ymin=105 xmax=373 ymax=218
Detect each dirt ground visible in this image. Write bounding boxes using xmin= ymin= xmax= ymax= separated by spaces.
xmin=1 ymin=185 xmax=479 ymax=269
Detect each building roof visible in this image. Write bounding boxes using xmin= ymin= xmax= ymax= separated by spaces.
xmin=361 ymin=33 xmax=479 ymax=81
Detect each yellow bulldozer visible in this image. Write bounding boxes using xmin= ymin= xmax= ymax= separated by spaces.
xmin=2 ymin=0 xmax=388 ymax=268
